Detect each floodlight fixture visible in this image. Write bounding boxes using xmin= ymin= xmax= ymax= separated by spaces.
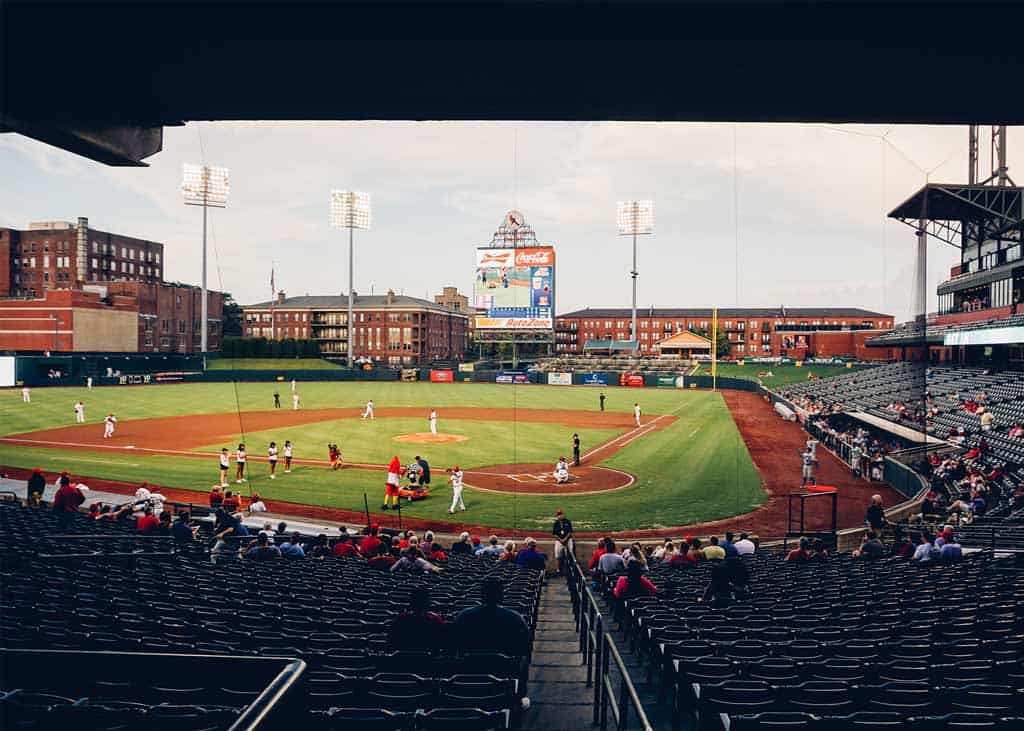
xmin=329 ymin=190 xmax=373 ymax=368
xmin=616 ymin=200 xmax=654 ymax=345
xmin=182 ymin=164 xmax=230 ymax=365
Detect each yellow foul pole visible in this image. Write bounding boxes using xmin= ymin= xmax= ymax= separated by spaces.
xmin=711 ymin=305 xmax=718 ymax=392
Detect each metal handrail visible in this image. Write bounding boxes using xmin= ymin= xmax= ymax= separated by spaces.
xmin=229 ymin=657 xmax=307 ymax=731
xmin=565 ymin=551 xmax=653 ymax=731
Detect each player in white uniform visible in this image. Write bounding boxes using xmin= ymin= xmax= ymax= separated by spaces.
xmin=292 ymin=392 xmax=300 ymax=410
xmin=86 ymin=376 xmax=93 ymax=390
xmin=806 ymin=437 xmax=818 ymax=457
xmin=429 ymin=409 xmax=437 ymax=435
xmin=290 ymin=378 xmax=296 ymax=393
xmin=362 ymin=399 xmax=375 ymax=420
xmin=799 ymin=448 xmax=818 ymax=487
xmin=21 ymin=386 xmax=30 ymax=403
xmin=633 ymin=402 xmax=642 ymax=427
xmin=74 ymin=401 xmax=85 ymax=423
xmin=553 ymin=457 xmax=570 ymax=484
xmin=448 ymin=465 xmax=466 ymax=514
xmin=103 ymin=413 xmax=117 ymax=438
xmin=268 ymin=442 xmax=279 ymax=479
xmin=219 ymin=448 xmax=230 ymax=487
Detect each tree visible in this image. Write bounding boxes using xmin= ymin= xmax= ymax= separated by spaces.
xmin=689 ymin=326 xmax=731 ymax=359
xmin=221 ymin=294 xmax=243 ymax=337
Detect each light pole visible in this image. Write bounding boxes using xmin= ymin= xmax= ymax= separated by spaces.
xmin=329 ymin=190 xmax=372 ymax=368
xmin=617 ymin=200 xmax=654 ymax=348
xmin=182 ymin=164 xmax=230 ymax=368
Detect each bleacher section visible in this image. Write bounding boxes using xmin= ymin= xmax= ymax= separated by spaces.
xmin=0 ymin=502 xmax=542 ymax=730
xmin=867 ymin=315 xmax=1024 ymax=346
xmin=598 ymin=550 xmax=1024 ymax=731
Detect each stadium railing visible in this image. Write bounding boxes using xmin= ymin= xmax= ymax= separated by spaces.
xmin=566 ymin=551 xmax=654 ymax=731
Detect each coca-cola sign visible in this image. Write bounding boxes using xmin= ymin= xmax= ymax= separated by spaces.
xmin=514 ymin=249 xmax=554 ymax=266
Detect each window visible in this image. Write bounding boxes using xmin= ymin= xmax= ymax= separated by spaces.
xmin=155 ymin=253 xmax=161 ymax=263
xmin=129 ymin=249 xmax=135 ymax=259
xmin=29 ymin=257 xmax=36 ymax=267
xmin=43 ymin=255 xmax=49 ymax=268
xmin=92 ymin=242 xmax=98 ymax=253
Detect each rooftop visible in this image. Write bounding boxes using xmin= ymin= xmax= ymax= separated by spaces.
xmin=558 ymin=306 xmax=891 ymax=320
xmin=245 ymin=293 xmax=467 ymax=316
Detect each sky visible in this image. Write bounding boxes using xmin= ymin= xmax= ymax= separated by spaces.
xmin=1 ymin=122 xmax=1019 ymax=322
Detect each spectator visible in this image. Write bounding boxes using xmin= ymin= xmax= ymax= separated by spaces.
xmin=588 ymin=538 xmax=608 ymax=571
xmin=784 ymin=537 xmax=811 ymax=562
xmin=651 ymin=539 xmax=672 ymax=560
xmin=613 ymin=560 xmax=658 ymax=600
xmin=209 ymin=486 xmax=224 ymax=509
xmin=427 ymin=542 xmax=448 ymax=562
xmin=516 ymin=537 xmax=547 ymax=571
xmin=136 ymin=506 xmax=161 ymax=534
xmin=895 ymin=533 xmax=916 ymax=559
xmin=658 ymin=542 xmax=676 ymax=563
xmin=171 ymin=511 xmax=198 ymax=543
xmin=596 ymin=539 xmax=626 ymax=575
xmin=471 ymin=535 xmax=484 ymax=554
xmin=452 ymin=577 xmax=530 ymax=658
xmin=853 ymin=531 xmax=884 ymax=560
xmin=243 ymin=532 xmax=281 ymax=561
xmin=388 ymin=586 xmax=447 ymax=651
xmin=248 ymin=494 xmax=267 ymax=513
xmin=391 ymin=546 xmax=442 ymax=573
xmin=422 ymin=530 xmax=435 ymax=550
xmin=478 ymin=535 xmax=504 ymax=557
xmin=258 ymin=522 xmax=275 ymax=538
xmin=451 ymin=531 xmax=473 ymax=555
xmin=275 ymin=521 xmax=288 ymax=536
xmin=27 ymin=467 xmax=46 ymax=507
xmin=332 ymin=532 xmax=360 ymax=558
xmin=52 ymin=475 xmax=84 ymax=531
xmin=500 ymin=542 xmax=516 ymax=562
xmin=155 ymin=510 xmax=173 ymax=536
xmin=911 ymin=531 xmax=936 ymax=563
xmin=733 ymin=532 xmax=756 ymax=555
xmin=701 ymin=560 xmax=736 ymax=606
xmin=702 ymin=535 xmax=727 ymax=561
xmin=939 ymin=537 xmax=962 ymax=563
xmin=865 ymin=494 xmax=888 ymax=533
xmin=809 ymin=537 xmax=828 ymax=561
xmin=368 ymin=542 xmax=397 ymax=569
xmin=719 ymin=531 xmax=738 ymax=557
xmin=222 ymin=490 xmax=240 ymax=513
xmin=280 ymin=532 xmax=306 ymax=558
xmin=359 ymin=524 xmax=382 ymax=556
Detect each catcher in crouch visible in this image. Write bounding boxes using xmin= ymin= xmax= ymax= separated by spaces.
xmin=553 ymin=456 xmax=570 ymax=484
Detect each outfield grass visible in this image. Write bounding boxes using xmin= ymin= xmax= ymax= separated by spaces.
xmin=694 ymin=363 xmax=863 ymax=387
xmin=206 ymin=358 xmax=342 ymax=370
xmin=0 ymin=381 xmax=766 ymax=532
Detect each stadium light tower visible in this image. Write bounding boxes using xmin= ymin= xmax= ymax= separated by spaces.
xmin=329 ymin=190 xmax=372 ymax=368
xmin=182 ymin=164 xmax=229 ymax=365
xmin=617 ymin=200 xmax=654 ymax=347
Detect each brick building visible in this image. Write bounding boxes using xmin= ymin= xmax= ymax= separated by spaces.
xmin=0 ymin=218 xmax=221 ymax=353
xmin=243 ymin=290 xmax=469 ymax=365
xmin=555 ymin=306 xmax=896 ymax=360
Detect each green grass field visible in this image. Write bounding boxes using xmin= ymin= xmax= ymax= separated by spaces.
xmin=0 ymin=381 xmax=766 ymax=532
xmin=206 ymin=358 xmax=342 ymax=370
xmin=694 ymin=363 xmax=863 ymax=387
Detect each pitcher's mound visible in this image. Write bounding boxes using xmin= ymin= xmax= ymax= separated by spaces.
xmin=393 ymin=432 xmax=469 ymax=444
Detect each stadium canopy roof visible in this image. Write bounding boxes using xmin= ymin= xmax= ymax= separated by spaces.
xmin=2 ymin=1 xmax=1023 ymax=165
xmin=656 ymin=330 xmax=711 ymax=350
xmin=583 ymin=340 xmax=639 ymax=353
xmin=844 ymin=411 xmax=946 ymax=446
xmin=888 ymin=184 xmax=1023 ymax=249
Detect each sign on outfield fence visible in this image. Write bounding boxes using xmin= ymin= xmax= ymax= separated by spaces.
xmin=619 ymin=373 xmax=645 ymax=387
xmin=547 ymin=372 xmax=572 ymax=385
xmin=496 ymin=371 xmax=529 ymax=384
xmin=430 ymin=369 xmax=454 ymax=383
xmin=656 ymin=375 xmax=684 ymax=388
xmin=582 ymin=373 xmax=608 ymax=386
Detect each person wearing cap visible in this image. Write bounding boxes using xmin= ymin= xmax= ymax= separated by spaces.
xmin=27 ymin=468 xmax=46 ymax=507
xmin=515 ymin=537 xmax=547 ymax=571
xmin=552 ymin=509 xmax=574 ymax=575
xmin=470 ymin=535 xmax=484 ymax=554
xmin=448 ymin=464 xmax=466 ymax=513
xmin=53 ymin=474 xmax=84 ymax=531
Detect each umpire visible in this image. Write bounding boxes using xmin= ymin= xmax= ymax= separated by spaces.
xmin=572 ymin=433 xmax=581 ymax=466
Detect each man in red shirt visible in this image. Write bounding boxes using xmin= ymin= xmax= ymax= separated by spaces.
xmin=136 ymin=507 xmax=161 ymax=534
xmin=332 ymin=532 xmax=360 ymax=558
xmin=209 ymin=486 xmax=224 ymax=509
xmin=53 ymin=477 xmax=85 ymax=531
xmin=785 ymin=538 xmax=812 ymax=562
xmin=359 ymin=524 xmax=382 ymax=556
xmin=588 ymin=537 xmax=608 ymax=571
xmin=222 ymin=490 xmax=240 ymax=513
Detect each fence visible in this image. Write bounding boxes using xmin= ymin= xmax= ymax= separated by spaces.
xmin=565 ymin=551 xmax=653 ymax=731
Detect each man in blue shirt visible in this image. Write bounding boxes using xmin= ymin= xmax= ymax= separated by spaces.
xmin=171 ymin=511 xmax=198 ymax=542
xmin=280 ymin=532 xmax=306 ymax=558
xmin=515 ymin=537 xmax=547 ymax=570
xmin=719 ymin=531 xmax=738 ymax=557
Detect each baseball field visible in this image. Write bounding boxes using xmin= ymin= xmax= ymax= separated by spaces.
xmin=0 ymin=379 xmax=900 ymax=535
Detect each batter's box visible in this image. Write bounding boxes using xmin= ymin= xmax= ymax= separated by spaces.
xmin=506 ymin=472 xmax=574 ymax=483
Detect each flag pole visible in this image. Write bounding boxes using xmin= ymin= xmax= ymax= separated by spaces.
xmin=712 ymin=305 xmax=718 ymax=392
xmin=269 ymin=263 xmax=276 ymax=341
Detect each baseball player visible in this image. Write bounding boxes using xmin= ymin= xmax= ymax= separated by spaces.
xmin=102 ymin=413 xmax=117 ymax=439
xmin=235 ymin=443 xmax=247 ymax=483
xmin=383 ymin=454 xmax=401 ymax=509
xmin=86 ymin=376 xmax=93 ymax=390
xmin=21 ymin=385 xmax=30 ymax=403
xmin=633 ymin=402 xmax=642 ymax=427
xmin=219 ymin=448 xmax=230 ymax=487
xmin=74 ymin=401 xmax=85 ymax=424
xmin=292 ymin=392 xmax=300 ymax=410
xmin=448 ymin=464 xmax=466 ymax=514
xmin=328 ymin=443 xmax=341 ymax=470
xmin=363 ymin=399 xmax=375 ymax=420
xmin=799 ymin=447 xmax=819 ymax=487
xmin=268 ymin=441 xmax=279 ymax=479
xmin=553 ymin=457 xmax=570 ymax=484
xmin=806 ymin=436 xmax=818 ymax=457
xmin=284 ymin=440 xmax=293 ymax=473
xmin=429 ymin=408 xmax=438 ymax=435
xmin=850 ymin=444 xmax=863 ymax=479
xmin=290 ymin=378 xmax=296 ymax=394
xmin=273 ymin=392 xmax=281 ymax=409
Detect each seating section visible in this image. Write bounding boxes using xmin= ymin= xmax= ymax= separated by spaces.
xmin=597 ymin=549 xmax=1024 ymax=731
xmin=0 ymin=502 xmax=542 ymax=730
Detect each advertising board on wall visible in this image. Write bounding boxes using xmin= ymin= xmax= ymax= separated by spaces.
xmin=473 ymin=246 xmax=555 ymax=330
xmin=582 ymin=373 xmax=608 ymax=386
xmin=619 ymin=373 xmax=645 ymax=388
xmin=656 ymin=375 xmax=685 ymax=388
xmin=430 ymin=369 xmax=454 ymax=383
xmin=0 ymin=356 xmax=15 ymax=387
xmin=496 ymin=371 xmax=529 ymax=384
xmin=547 ymin=372 xmax=572 ymax=385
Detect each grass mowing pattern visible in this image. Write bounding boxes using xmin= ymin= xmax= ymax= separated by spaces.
xmin=206 ymin=358 xmax=342 ymax=370
xmin=694 ymin=363 xmax=865 ymax=387
xmin=0 ymin=382 xmax=765 ymax=532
